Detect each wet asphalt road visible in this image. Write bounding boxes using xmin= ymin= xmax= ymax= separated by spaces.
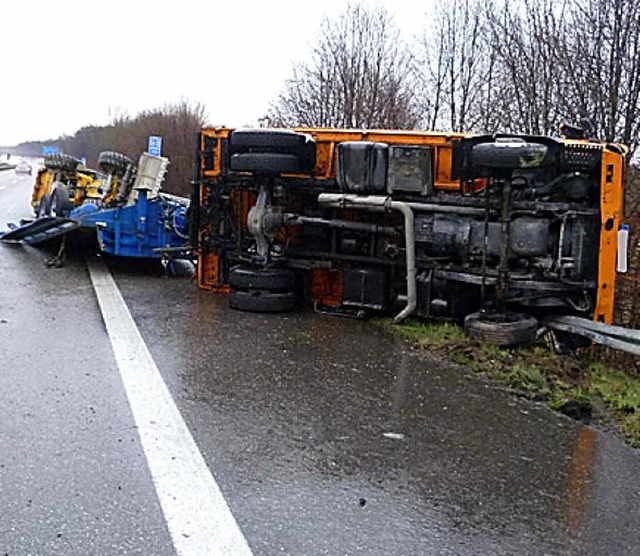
xmin=1 ymin=168 xmax=640 ymax=555
xmin=0 ymin=169 xmax=173 ymax=554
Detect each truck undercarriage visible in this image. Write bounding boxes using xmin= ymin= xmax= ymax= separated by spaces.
xmin=194 ymin=128 xmax=626 ymax=345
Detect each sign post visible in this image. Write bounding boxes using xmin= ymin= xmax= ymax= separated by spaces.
xmin=148 ymin=136 xmax=162 ymax=157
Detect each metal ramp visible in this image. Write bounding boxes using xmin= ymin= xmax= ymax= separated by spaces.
xmin=0 ymin=217 xmax=79 ymax=245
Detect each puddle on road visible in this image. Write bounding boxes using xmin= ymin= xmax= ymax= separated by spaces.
xmin=116 ymin=275 xmax=640 ymax=555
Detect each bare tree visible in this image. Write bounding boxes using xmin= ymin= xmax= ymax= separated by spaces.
xmin=418 ymin=0 xmax=640 ymax=153
xmin=265 ymin=4 xmax=420 ymax=129
xmin=417 ymin=0 xmax=490 ymax=132
xmin=478 ymin=0 xmax=570 ymax=135
xmin=56 ymin=99 xmax=207 ymax=196
xmin=556 ymin=0 xmax=640 ymax=149
xmin=111 ymin=99 xmax=207 ymax=195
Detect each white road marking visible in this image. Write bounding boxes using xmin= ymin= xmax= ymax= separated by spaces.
xmin=0 ymin=186 xmax=5 ymax=192
xmin=87 ymin=257 xmax=253 ymax=556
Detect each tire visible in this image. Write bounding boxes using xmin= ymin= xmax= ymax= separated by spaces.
xmin=43 ymin=155 xmax=57 ymax=170
xmin=230 ymin=153 xmax=300 ymax=173
xmin=464 ymin=311 xmax=538 ymax=347
xmin=36 ymin=194 xmax=52 ymax=218
xmin=44 ymin=154 xmax=80 ymax=173
xmin=229 ymin=266 xmax=296 ymax=291
xmin=98 ymin=151 xmax=132 ymax=175
xmin=229 ymin=290 xmax=296 ymax=313
xmin=471 ymin=141 xmax=549 ymax=170
xmin=51 ymin=185 xmax=74 ymax=216
xmin=229 ymin=129 xmax=310 ymax=151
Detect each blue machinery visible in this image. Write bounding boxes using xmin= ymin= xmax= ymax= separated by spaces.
xmin=1 ymin=153 xmax=190 ymax=260
xmin=71 ymin=190 xmax=189 ymax=258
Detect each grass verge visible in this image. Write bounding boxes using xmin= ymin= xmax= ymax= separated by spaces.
xmin=381 ymin=319 xmax=640 ymax=449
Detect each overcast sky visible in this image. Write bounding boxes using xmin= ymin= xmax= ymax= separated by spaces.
xmin=0 ymin=0 xmax=432 ymax=146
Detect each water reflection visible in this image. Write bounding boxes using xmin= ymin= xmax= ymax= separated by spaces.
xmin=117 ymin=276 xmax=640 ymax=555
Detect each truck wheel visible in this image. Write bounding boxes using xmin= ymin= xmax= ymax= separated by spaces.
xmin=51 ymin=185 xmax=74 ymax=217
xmin=44 ymin=154 xmax=80 ymax=173
xmin=229 ymin=130 xmax=316 ymax=172
xmin=230 ymin=153 xmax=300 ymax=173
xmin=229 ymin=290 xmax=296 ymax=313
xmin=229 ymin=129 xmax=310 ymax=151
xmin=464 ymin=312 xmax=538 ymax=347
xmin=98 ymin=151 xmax=132 ymax=175
xmin=44 ymin=155 xmax=58 ymax=170
xmin=228 ymin=266 xmax=296 ymax=291
xmin=470 ymin=140 xmax=549 ymax=170
xmin=36 ymin=194 xmax=52 ymax=218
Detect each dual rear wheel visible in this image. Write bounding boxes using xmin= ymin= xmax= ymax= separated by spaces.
xmin=228 ymin=129 xmax=316 ymax=174
xmin=228 ymin=265 xmax=297 ymax=313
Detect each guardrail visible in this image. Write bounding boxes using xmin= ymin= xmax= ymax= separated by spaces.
xmin=543 ymin=315 xmax=640 ymax=356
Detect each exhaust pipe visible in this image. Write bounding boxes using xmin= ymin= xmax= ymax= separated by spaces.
xmin=318 ymin=194 xmax=416 ymax=323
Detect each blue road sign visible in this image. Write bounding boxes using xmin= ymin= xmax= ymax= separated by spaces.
xmin=42 ymin=146 xmax=60 ymax=156
xmin=148 ymin=136 xmax=162 ymax=157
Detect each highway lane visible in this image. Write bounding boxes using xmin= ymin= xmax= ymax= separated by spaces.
xmin=1 ymin=169 xmax=640 ymax=555
xmin=0 ymin=169 xmax=175 ymax=553
xmin=0 ymin=165 xmax=35 ymax=223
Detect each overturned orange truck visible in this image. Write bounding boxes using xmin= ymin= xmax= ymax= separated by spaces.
xmin=192 ymin=127 xmax=627 ymax=345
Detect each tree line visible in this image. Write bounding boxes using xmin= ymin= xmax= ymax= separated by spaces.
xmin=8 ymin=0 xmax=639 ymax=197
xmin=265 ymin=0 xmax=640 ymax=155
xmin=11 ymin=100 xmax=206 ymax=197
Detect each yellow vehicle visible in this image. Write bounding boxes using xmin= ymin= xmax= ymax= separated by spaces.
xmin=193 ymin=127 xmax=627 ymax=345
xmin=31 ymin=167 xmax=54 ymax=217
xmin=96 ymin=151 xmax=134 ymax=206
xmin=31 ymin=151 xmax=132 ymax=217
xmin=32 ymin=154 xmax=81 ymax=217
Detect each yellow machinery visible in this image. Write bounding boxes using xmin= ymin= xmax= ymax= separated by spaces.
xmin=31 ymin=151 xmax=132 ymax=217
xmin=31 ymin=154 xmax=87 ymax=217
xmin=31 ymin=168 xmax=54 ymax=217
xmin=97 ymin=151 xmax=134 ymax=206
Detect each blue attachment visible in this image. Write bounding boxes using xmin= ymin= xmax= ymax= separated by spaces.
xmin=0 ymin=217 xmax=79 ymax=245
xmin=70 ymin=203 xmax=99 ymax=219
xmin=172 ymin=206 xmax=189 ymax=238
xmin=76 ymin=190 xmax=189 ymax=258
